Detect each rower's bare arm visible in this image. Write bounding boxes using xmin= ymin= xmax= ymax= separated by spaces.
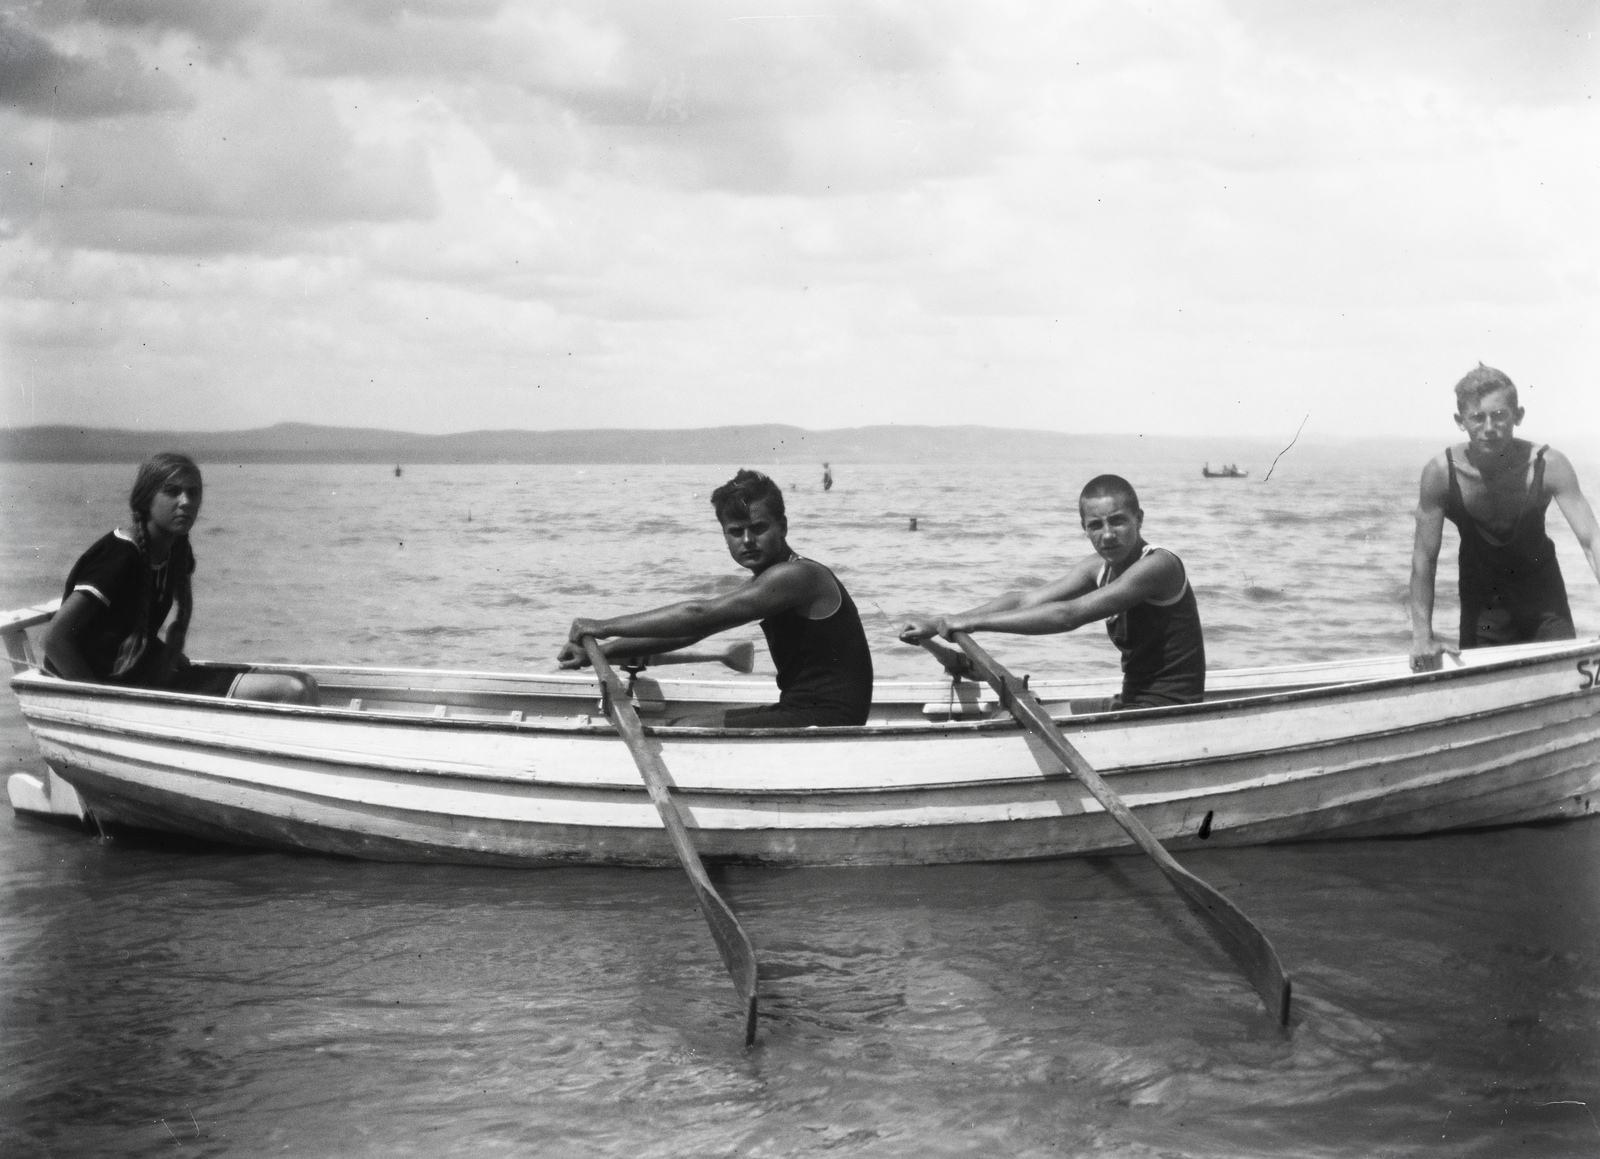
xmin=1545 ymin=449 xmax=1600 ymax=585
xmin=898 ymin=591 xmax=1025 ymax=643
xmin=1409 ymin=457 xmax=1449 ymax=670
xmin=898 ymin=558 xmax=1099 ymax=642
xmin=40 ymin=591 xmax=101 ymax=682
xmin=569 ymin=562 xmax=819 ymax=645
xmin=952 ymin=552 xmax=1179 ymax=636
xmin=1013 ymin=559 xmax=1102 ymax=608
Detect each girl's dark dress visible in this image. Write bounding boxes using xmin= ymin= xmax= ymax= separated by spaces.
xmin=52 ymin=529 xmax=239 ymax=694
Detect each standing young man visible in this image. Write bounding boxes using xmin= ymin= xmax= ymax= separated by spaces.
xmin=898 ymin=475 xmax=1205 ymax=709
xmin=558 ymin=469 xmax=874 ymax=727
xmin=1409 ymin=365 xmax=1600 ymax=672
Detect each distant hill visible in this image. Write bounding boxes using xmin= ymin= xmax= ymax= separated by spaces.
xmin=0 ymin=421 xmax=1438 ymax=467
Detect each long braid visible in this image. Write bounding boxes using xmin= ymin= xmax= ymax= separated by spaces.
xmin=128 ymin=452 xmax=200 ymax=659
xmin=167 ymin=529 xmax=193 ymax=657
xmin=125 ymin=504 xmax=154 ymax=654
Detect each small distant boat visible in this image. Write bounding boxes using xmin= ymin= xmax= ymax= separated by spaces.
xmin=394 ymin=465 xmax=403 ymax=477
xmin=1202 ymin=463 xmax=1248 ymax=479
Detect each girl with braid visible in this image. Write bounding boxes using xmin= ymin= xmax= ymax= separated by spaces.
xmin=42 ymin=453 xmax=315 ymax=703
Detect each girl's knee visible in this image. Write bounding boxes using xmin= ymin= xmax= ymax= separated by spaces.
xmin=234 ymin=672 xmax=319 ymax=705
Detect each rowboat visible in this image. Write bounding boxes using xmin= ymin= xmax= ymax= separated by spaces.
xmin=6 ymin=601 xmax=1600 ymax=867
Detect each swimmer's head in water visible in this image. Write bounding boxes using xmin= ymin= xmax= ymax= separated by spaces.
xmin=130 ymin=452 xmax=203 ymax=521
xmin=1453 ymin=363 xmax=1518 ymax=415
xmin=711 ymin=469 xmax=786 ymax=528
xmin=1078 ymin=474 xmax=1142 ymax=524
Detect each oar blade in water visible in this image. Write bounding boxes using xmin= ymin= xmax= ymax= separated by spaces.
xmin=582 ymin=638 xmax=761 ymax=1045
xmin=1162 ymin=859 xmax=1292 ymax=1026
xmin=944 ymin=631 xmax=1291 ymax=1026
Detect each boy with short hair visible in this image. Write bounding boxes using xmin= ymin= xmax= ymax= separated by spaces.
xmin=1408 ymin=364 xmax=1600 ymax=671
xmin=559 ymin=469 xmax=874 ymax=727
xmin=899 ymin=475 xmax=1205 ymax=709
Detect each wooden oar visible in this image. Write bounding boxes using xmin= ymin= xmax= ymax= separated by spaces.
xmin=619 ymin=641 xmax=756 ymax=674
xmin=930 ymin=631 xmax=1291 ymax=1026
xmin=912 ymin=635 xmax=975 ymax=680
xmin=581 ymin=637 xmax=760 ymax=1045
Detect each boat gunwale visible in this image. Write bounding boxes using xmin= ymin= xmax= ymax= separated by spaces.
xmin=22 ymin=681 xmax=1597 ymax=800
xmin=110 ymin=641 xmax=1576 ymax=690
xmin=13 ymin=635 xmax=1600 ymax=740
xmin=16 ymin=644 xmax=1600 ymax=797
xmin=12 ymin=634 xmax=1600 ymax=740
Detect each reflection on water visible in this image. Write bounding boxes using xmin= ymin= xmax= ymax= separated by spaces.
xmin=3 ymin=459 xmax=1600 ymax=1156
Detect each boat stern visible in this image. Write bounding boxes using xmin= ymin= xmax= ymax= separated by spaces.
xmin=7 ymin=764 xmax=90 ymax=827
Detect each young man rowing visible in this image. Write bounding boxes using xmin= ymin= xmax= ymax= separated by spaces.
xmin=1408 ymin=364 xmax=1600 ymax=671
xmin=898 ymin=474 xmax=1205 ymax=709
xmin=558 ymin=469 xmax=874 ymax=727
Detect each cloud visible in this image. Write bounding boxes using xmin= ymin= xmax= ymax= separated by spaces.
xmin=1 ymin=0 xmax=1595 ymax=441
xmin=79 ymin=0 xmax=266 ymax=51
xmin=0 ymin=15 xmax=192 ymax=117
xmin=1223 ymin=0 xmax=1599 ymax=108
xmin=3 ymin=72 xmax=437 ymax=256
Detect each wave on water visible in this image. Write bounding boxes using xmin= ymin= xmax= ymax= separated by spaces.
xmin=458 ymin=523 xmax=519 ymax=536
xmin=689 ymin=574 xmax=749 ymax=595
xmin=884 ymin=525 xmax=1055 ymax=541
xmin=483 ymin=590 xmax=547 ymax=607
xmin=1242 ymin=585 xmax=1286 ymax=602
xmin=1345 ymin=503 xmax=1406 ymax=521
xmin=544 ymin=581 xmax=606 ymax=597
xmin=1380 ymin=578 xmax=1411 ymax=603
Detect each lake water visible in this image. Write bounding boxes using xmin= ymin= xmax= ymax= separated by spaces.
xmin=3 ymin=456 xmax=1599 ymax=1157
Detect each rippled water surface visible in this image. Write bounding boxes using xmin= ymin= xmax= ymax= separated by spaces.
xmin=3 ymin=457 xmax=1599 ymax=1157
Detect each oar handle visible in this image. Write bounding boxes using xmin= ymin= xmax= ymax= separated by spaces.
xmin=914 ymin=635 xmax=976 ymax=680
xmin=619 ymin=641 xmax=756 ymax=674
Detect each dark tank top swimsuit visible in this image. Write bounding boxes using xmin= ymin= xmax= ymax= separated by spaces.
xmin=1096 ymin=544 xmax=1206 ymax=708
xmin=1444 ymin=445 xmax=1573 ymax=648
xmin=723 ymin=556 xmax=875 ymax=728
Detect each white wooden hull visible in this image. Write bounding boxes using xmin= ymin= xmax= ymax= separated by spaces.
xmin=8 ymin=635 xmax=1600 ymax=867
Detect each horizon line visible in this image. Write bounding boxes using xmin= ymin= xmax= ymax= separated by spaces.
xmin=0 ymin=419 xmax=1450 ymax=445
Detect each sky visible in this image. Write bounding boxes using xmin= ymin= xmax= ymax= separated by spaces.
xmin=1 ymin=0 xmax=1596 ymax=440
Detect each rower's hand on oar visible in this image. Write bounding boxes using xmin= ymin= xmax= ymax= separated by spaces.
xmin=1409 ymin=637 xmax=1448 ymax=673
xmin=559 ymin=618 xmax=609 ymax=668
xmin=897 ymin=615 xmax=949 ymax=644
xmin=568 ymin=617 xmax=605 ymax=644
